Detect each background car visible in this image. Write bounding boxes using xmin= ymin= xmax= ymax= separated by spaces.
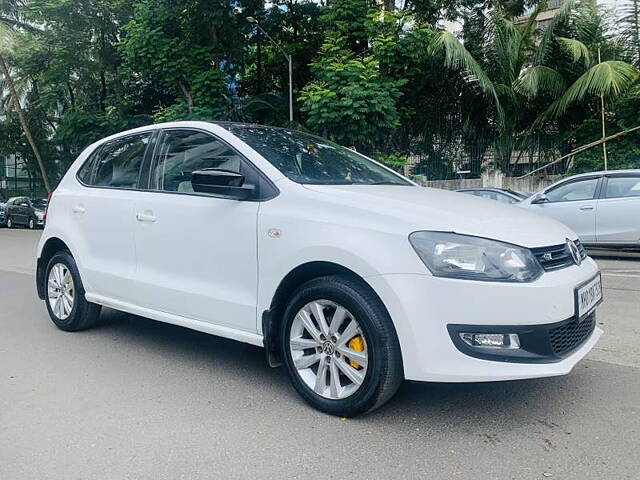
xmin=519 ymin=170 xmax=640 ymax=249
xmin=0 ymin=201 xmax=6 ymax=227
xmin=5 ymin=196 xmax=45 ymax=229
xmin=457 ymin=187 xmax=529 ymax=204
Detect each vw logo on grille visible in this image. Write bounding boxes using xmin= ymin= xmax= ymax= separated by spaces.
xmin=567 ymin=239 xmax=582 ymax=266
xmin=322 ymin=342 xmax=335 ymax=355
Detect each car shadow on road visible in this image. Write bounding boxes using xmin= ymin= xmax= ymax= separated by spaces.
xmin=91 ymin=307 xmax=596 ymax=429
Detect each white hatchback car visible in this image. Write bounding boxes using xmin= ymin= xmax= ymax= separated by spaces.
xmin=37 ymin=121 xmax=603 ymax=416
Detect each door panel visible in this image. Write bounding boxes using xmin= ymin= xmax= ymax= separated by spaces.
xmin=72 ymin=132 xmax=152 ymax=303
xmin=133 ymin=192 xmax=259 ymax=331
xmin=529 ymin=177 xmax=600 ymax=243
xmin=596 ymin=175 xmax=640 ymax=244
xmin=71 ymin=188 xmax=139 ymax=301
xmin=14 ymin=198 xmax=28 ymax=224
xmin=132 ymin=129 xmax=260 ymax=332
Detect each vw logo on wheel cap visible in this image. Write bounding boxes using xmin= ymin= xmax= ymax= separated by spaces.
xmin=322 ymin=342 xmax=335 ymax=355
xmin=567 ymin=239 xmax=582 ymax=266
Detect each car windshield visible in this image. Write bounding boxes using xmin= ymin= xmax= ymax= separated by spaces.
xmin=228 ymin=126 xmax=411 ymax=186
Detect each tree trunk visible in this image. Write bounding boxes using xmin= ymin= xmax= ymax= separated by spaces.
xmin=0 ymin=52 xmax=51 ymax=193
xmin=257 ymin=30 xmax=262 ymax=95
xmin=66 ymin=81 xmax=76 ymax=110
xmin=378 ymin=0 xmax=395 ymax=12
xmin=177 ymin=78 xmax=194 ymax=114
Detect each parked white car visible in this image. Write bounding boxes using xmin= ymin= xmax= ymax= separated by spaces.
xmin=520 ymin=170 xmax=640 ymax=249
xmin=36 ymin=121 xmax=603 ymax=416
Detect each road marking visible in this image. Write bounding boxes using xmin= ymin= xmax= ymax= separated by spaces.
xmin=602 ymin=272 xmax=640 ymax=278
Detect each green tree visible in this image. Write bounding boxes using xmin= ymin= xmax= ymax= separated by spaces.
xmin=621 ymin=0 xmax=640 ymax=66
xmin=299 ymin=0 xmax=403 ymax=152
xmin=0 ymin=0 xmax=50 ymax=192
xmin=299 ymin=32 xmax=402 ymax=152
xmin=241 ymin=0 xmax=323 ymax=125
xmin=433 ymin=0 xmax=638 ymax=171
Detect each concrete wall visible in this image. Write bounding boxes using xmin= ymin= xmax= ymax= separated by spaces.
xmin=414 ymin=170 xmax=561 ymax=194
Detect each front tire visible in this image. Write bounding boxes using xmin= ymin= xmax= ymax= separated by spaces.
xmin=281 ymin=275 xmax=403 ymax=417
xmin=6 ymin=217 xmax=13 ymax=228
xmin=28 ymin=217 xmax=35 ymax=229
xmin=44 ymin=251 xmax=101 ymax=331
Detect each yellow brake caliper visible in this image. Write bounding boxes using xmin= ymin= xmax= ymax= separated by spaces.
xmin=66 ymin=275 xmax=73 ymax=297
xmin=347 ymin=335 xmax=365 ymax=369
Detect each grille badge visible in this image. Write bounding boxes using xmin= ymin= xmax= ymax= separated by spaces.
xmin=567 ymin=239 xmax=582 ymax=266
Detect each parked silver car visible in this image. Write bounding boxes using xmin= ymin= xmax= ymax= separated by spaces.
xmin=519 ymin=170 xmax=640 ymax=249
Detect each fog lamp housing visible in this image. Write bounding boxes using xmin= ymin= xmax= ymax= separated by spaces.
xmin=459 ymin=333 xmax=521 ymax=349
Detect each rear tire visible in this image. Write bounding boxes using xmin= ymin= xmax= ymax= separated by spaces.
xmin=44 ymin=251 xmax=101 ymax=331
xmin=281 ymin=275 xmax=403 ymax=417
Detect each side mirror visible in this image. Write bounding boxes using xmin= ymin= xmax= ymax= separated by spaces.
xmin=531 ymin=193 xmax=549 ymax=204
xmin=191 ymin=168 xmax=254 ymax=200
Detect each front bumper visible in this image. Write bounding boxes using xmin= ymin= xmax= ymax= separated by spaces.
xmin=366 ymin=257 xmax=602 ymax=382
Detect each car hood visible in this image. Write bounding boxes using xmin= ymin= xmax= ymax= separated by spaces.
xmin=302 ymin=184 xmax=576 ymax=248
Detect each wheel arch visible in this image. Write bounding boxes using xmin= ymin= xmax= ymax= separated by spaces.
xmin=36 ymin=237 xmax=72 ymax=300
xmin=261 ymin=261 xmax=393 ymax=367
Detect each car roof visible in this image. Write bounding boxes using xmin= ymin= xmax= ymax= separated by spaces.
xmin=563 ymin=169 xmax=640 ymax=179
xmin=83 ymin=120 xmax=302 ymax=152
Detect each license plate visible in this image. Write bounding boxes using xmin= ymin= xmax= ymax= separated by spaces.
xmin=575 ymin=273 xmax=603 ymax=319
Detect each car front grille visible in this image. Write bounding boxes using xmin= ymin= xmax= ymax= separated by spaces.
xmin=531 ymin=240 xmax=587 ymax=272
xmin=549 ymin=311 xmax=596 ymax=356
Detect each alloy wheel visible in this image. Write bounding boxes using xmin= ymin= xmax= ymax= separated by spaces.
xmin=289 ymin=300 xmax=368 ymax=400
xmin=47 ymin=263 xmax=75 ymax=320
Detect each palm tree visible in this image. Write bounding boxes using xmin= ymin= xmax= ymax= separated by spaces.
xmin=621 ymin=0 xmax=640 ymax=66
xmin=0 ymin=1 xmax=50 ymax=193
xmin=536 ymin=0 xmax=639 ymax=121
xmin=432 ymin=0 xmax=638 ymax=172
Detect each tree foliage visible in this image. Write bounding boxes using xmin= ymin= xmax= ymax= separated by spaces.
xmin=0 ymin=0 xmax=638 ymax=193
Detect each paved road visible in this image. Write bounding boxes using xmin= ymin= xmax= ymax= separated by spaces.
xmin=1 ymin=230 xmax=639 ymax=479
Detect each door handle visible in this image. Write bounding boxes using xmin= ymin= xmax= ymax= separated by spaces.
xmin=72 ymin=205 xmax=86 ymax=214
xmin=580 ymin=205 xmax=594 ymax=211
xmin=136 ymin=212 xmax=156 ymax=223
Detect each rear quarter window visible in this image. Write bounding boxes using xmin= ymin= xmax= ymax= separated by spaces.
xmin=76 ymin=132 xmax=151 ymax=189
xmin=93 ymin=134 xmax=151 ymax=189
xmin=77 ymin=147 xmax=102 ymax=185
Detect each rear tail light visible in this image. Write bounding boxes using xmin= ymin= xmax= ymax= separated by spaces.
xmin=43 ymin=192 xmax=52 ymax=222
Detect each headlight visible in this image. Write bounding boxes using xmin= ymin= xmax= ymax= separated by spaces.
xmin=35 ymin=210 xmax=44 ymax=220
xmin=409 ymin=231 xmax=543 ymax=282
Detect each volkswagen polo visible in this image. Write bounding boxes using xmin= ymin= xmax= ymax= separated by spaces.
xmin=36 ymin=121 xmax=603 ymax=416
